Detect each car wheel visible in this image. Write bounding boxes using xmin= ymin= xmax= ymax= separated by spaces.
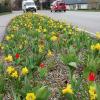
xmin=64 ymin=10 xmax=66 ymax=12
xmin=51 ymin=10 xmax=52 ymax=12
xmin=55 ymin=10 xmax=57 ymax=12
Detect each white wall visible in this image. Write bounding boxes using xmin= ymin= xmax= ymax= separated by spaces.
xmin=80 ymin=4 xmax=88 ymax=9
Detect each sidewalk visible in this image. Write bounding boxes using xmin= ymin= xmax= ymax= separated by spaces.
xmin=0 ymin=11 xmax=22 ymax=42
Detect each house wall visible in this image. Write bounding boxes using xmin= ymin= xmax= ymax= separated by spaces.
xmin=80 ymin=4 xmax=88 ymax=9
xmin=88 ymin=2 xmax=100 ymax=9
xmin=68 ymin=4 xmax=88 ymax=10
xmin=66 ymin=0 xmax=100 ymax=10
xmin=68 ymin=3 xmax=100 ymax=10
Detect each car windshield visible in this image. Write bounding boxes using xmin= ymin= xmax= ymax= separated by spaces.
xmin=26 ymin=2 xmax=35 ymax=6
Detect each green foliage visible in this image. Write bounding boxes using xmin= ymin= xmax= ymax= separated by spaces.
xmin=38 ymin=67 xmax=48 ymax=78
xmin=0 ymin=12 xmax=100 ymax=99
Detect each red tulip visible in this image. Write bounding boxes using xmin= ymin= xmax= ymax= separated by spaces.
xmin=40 ymin=63 xmax=45 ymax=68
xmin=88 ymin=72 xmax=95 ymax=81
xmin=15 ymin=53 xmax=20 ymax=59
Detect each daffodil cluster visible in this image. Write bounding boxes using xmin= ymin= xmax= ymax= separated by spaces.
xmin=6 ymin=66 xmax=18 ymax=78
xmin=4 ymin=54 xmax=13 ymax=62
xmin=91 ymin=43 xmax=100 ymax=50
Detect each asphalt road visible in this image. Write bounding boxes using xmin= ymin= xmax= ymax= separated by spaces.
xmin=0 ymin=11 xmax=22 ymax=42
xmin=38 ymin=10 xmax=100 ymax=34
xmin=0 ymin=10 xmax=100 ymax=42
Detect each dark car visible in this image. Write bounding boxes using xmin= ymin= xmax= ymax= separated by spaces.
xmin=50 ymin=1 xmax=67 ymax=12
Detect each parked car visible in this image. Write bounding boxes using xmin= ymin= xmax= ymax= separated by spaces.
xmin=22 ymin=0 xmax=37 ymax=12
xmin=50 ymin=1 xmax=67 ymax=12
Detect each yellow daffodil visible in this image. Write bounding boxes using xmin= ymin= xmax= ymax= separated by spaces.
xmin=39 ymin=47 xmax=43 ymax=53
xmin=22 ymin=67 xmax=29 ymax=75
xmin=91 ymin=43 xmax=100 ymax=50
xmin=75 ymin=27 xmax=79 ymax=32
xmin=1 ymin=46 xmax=4 ymax=50
xmin=96 ymin=32 xmax=100 ymax=39
xmin=5 ymin=36 xmax=11 ymax=41
xmin=39 ymin=44 xmax=44 ymax=49
xmin=50 ymin=35 xmax=58 ymax=41
xmin=60 ymin=25 xmax=63 ymax=28
xmin=11 ymin=34 xmax=14 ymax=38
xmin=39 ymin=44 xmax=44 ymax=53
xmin=24 ymin=40 xmax=28 ymax=44
xmin=19 ymin=45 xmax=23 ymax=49
xmin=11 ymin=70 xmax=18 ymax=78
xmin=89 ymin=86 xmax=97 ymax=100
xmin=47 ymin=50 xmax=53 ymax=57
xmin=39 ymin=26 xmax=42 ymax=29
xmin=6 ymin=66 xmax=15 ymax=74
xmin=0 ymin=44 xmax=4 ymax=50
xmin=68 ymin=25 xmax=71 ymax=28
xmin=43 ymin=29 xmax=47 ymax=32
xmin=51 ymin=32 xmax=56 ymax=35
xmin=63 ymin=28 xmax=66 ymax=32
xmin=91 ymin=45 xmax=95 ymax=50
xmin=26 ymin=93 xmax=36 ymax=100
xmin=4 ymin=54 xmax=13 ymax=62
xmin=37 ymin=29 xmax=41 ymax=33
xmin=95 ymin=43 xmax=100 ymax=50
xmin=62 ymin=84 xmax=73 ymax=94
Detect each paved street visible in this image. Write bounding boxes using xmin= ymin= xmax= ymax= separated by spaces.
xmin=38 ymin=10 xmax=100 ymax=34
xmin=0 ymin=10 xmax=100 ymax=42
xmin=0 ymin=11 xmax=22 ymax=42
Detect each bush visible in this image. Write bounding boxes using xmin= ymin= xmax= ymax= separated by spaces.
xmin=0 ymin=0 xmax=12 ymax=13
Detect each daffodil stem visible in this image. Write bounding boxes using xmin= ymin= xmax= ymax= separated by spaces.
xmin=71 ymin=95 xmax=74 ymax=100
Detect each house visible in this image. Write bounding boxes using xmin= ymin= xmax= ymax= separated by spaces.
xmin=64 ymin=0 xmax=100 ymax=10
xmin=88 ymin=0 xmax=100 ymax=10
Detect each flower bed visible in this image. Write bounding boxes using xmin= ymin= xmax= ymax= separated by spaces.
xmin=0 ymin=12 xmax=100 ymax=100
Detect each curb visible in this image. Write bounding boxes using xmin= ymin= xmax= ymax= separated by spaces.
xmin=77 ymin=28 xmax=96 ymax=38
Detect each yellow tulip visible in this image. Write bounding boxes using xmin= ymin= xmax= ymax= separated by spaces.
xmin=6 ymin=66 xmax=15 ymax=74
xmin=62 ymin=84 xmax=73 ymax=94
xmin=26 ymin=93 xmax=36 ymax=100
xmin=11 ymin=70 xmax=18 ymax=78
xmin=4 ymin=54 xmax=13 ymax=62
xmin=95 ymin=43 xmax=100 ymax=50
xmin=47 ymin=50 xmax=53 ymax=57
xmin=22 ymin=67 xmax=29 ymax=75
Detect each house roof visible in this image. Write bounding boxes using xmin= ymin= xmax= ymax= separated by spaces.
xmin=64 ymin=0 xmax=88 ymax=4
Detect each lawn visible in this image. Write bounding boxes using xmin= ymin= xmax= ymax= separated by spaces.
xmin=0 ymin=12 xmax=100 ymax=100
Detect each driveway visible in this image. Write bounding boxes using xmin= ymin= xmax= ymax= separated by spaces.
xmin=0 ymin=11 xmax=22 ymax=42
xmin=38 ymin=10 xmax=100 ymax=34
